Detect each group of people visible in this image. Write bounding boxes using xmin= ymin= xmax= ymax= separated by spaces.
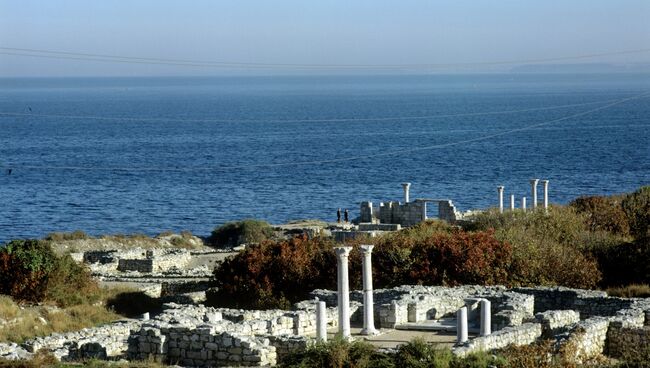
xmin=336 ymin=208 xmax=349 ymax=223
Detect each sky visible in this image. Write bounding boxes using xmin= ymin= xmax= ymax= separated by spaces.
xmin=0 ymin=0 xmax=649 ymax=77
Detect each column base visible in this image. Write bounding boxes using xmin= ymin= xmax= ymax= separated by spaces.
xmin=360 ymin=328 xmax=379 ymax=336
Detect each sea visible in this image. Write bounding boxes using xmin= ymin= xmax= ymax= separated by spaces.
xmin=0 ymin=74 xmax=649 ymax=243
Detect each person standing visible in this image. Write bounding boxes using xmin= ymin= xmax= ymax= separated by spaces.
xmin=344 ymin=209 xmax=349 ymax=223
xmin=337 ymin=208 xmax=342 ymax=223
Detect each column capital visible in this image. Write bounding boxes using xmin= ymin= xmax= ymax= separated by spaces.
xmin=541 ymin=179 xmax=549 ymax=184
xmin=334 ymin=246 xmax=353 ymax=258
xmin=497 ymin=185 xmax=504 ymax=191
xmin=359 ymin=244 xmax=374 ymax=254
xmin=530 ymin=178 xmax=540 ymax=185
xmin=401 ymin=182 xmax=411 ymax=188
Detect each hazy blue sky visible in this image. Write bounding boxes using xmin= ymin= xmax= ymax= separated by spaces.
xmin=1 ymin=0 xmax=649 ymax=76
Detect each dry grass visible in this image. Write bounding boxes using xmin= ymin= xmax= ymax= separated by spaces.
xmin=0 ymin=286 xmax=145 ymax=344
xmin=0 ymin=353 xmax=167 ymax=367
xmin=606 ymin=284 xmax=650 ymax=298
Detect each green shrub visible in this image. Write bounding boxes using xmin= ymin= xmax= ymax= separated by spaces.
xmin=280 ymin=337 xmax=390 ymax=368
xmin=0 ymin=239 xmax=58 ymax=302
xmin=622 ymin=186 xmax=650 ymax=239
xmin=0 ymin=239 xmax=98 ymax=306
xmin=466 ymin=206 xmax=588 ymax=247
xmin=570 ymin=195 xmax=630 ymax=236
xmin=394 ymin=338 xmax=453 ymax=368
xmin=209 ymin=219 xmax=274 ymax=248
xmin=280 ymin=338 xmax=507 ymax=368
xmin=45 ymin=253 xmax=98 ymax=307
xmin=461 ymin=208 xmax=602 ymax=289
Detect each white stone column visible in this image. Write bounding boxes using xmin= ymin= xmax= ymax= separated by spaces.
xmin=457 ymin=306 xmax=468 ymax=344
xmin=316 ymin=300 xmax=327 ymax=342
xmin=480 ymin=299 xmax=491 ymax=336
xmin=542 ymin=180 xmax=549 ymax=212
xmin=421 ymin=201 xmax=427 ymax=221
xmin=360 ymin=245 xmax=378 ymax=335
xmin=497 ymin=186 xmax=504 ymax=213
xmin=530 ymin=179 xmax=539 ymax=209
xmin=510 ymin=194 xmax=515 ymax=211
xmin=401 ymin=183 xmax=411 ymax=203
xmin=522 ymin=197 xmax=527 ymax=212
xmin=334 ymin=246 xmax=353 ymax=339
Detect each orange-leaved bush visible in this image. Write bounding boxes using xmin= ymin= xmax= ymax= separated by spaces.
xmin=406 ymin=229 xmax=512 ymax=286
xmin=208 ymin=235 xmax=338 ymax=309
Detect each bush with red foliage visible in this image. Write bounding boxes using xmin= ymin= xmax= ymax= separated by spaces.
xmin=0 ymin=239 xmax=57 ymax=302
xmin=208 ymin=235 xmax=338 ymax=309
xmin=405 ymin=230 xmax=512 ymax=286
xmin=207 ymin=223 xmax=514 ymax=309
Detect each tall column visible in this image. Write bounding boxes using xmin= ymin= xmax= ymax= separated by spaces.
xmin=359 ymin=245 xmax=378 ymax=335
xmin=421 ymin=201 xmax=427 ymax=221
xmin=510 ymin=194 xmax=515 ymax=211
xmin=530 ymin=179 xmax=539 ymax=209
xmin=316 ymin=300 xmax=327 ymax=342
xmin=457 ymin=306 xmax=468 ymax=344
xmin=542 ymin=180 xmax=549 ymax=212
xmin=401 ymin=183 xmax=411 ymax=203
xmin=497 ymin=186 xmax=505 ymax=213
xmin=334 ymin=246 xmax=353 ymax=339
xmin=480 ymin=299 xmax=491 ymax=336
xmin=522 ymin=197 xmax=527 ymax=212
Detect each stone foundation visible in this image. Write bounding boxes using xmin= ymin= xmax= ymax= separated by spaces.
xmin=4 ymin=285 xmax=650 ymax=366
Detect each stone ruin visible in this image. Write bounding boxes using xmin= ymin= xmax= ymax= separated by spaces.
xmin=360 ymin=183 xmax=465 ymax=226
xmin=3 ymin=284 xmax=649 ymax=366
xmin=2 ymin=242 xmax=649 ymax=366
xmin=333 ymin=183 xmax=475 ymax=242
xmin=72 ymin=246 xmax=232 ymax=302
xmin=80 ymin=248 xmax=193 ymax=274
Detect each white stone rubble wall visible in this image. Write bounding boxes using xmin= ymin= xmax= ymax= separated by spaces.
xmin=25 ymin=321 xmax=140 ymax=361
xmin=453 ymin=323 xmax=542 ymax=357
xmin=532 ymin=310 xmax=580 ymax=337
xmin=555 ymin=317 xmax=610 ymax=364
xmin=129 ymin=326 xmax=277 ymax=366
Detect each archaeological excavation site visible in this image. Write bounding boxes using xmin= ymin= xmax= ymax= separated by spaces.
xmin=1 ymin=182 xmax=649 ymax=367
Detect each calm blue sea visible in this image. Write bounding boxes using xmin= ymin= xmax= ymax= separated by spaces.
xmin=0 ymin=74 xmax=649 ymax=243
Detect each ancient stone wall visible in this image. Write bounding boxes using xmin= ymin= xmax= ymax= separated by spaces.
xmin=533 ymin=310 xmax=580 ymax=338
xmin=359 ymin=198 xmax=462 ymax=226
xmin=129 ymin=326 xmax=277 ymax=367
xmin=556 ymin=317 xmax=610 ymax=363
xmin=512 ymin=287 xmax=634 ymax=318
xmin=6 ymin=285 xmax=650 ymax=366
xmin=453 ymin=323 xmax=542 ymax=357
xmin=607 ymin=325 xmax=650 ymax=358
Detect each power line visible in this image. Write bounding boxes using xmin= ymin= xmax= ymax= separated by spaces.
xmin=0 ymin=97 xmax=634 ymax=124
xmin=3 ymin=91 xmax=647 ymax=172
xmin=1 ymin=46 xmax=650 ymax=70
